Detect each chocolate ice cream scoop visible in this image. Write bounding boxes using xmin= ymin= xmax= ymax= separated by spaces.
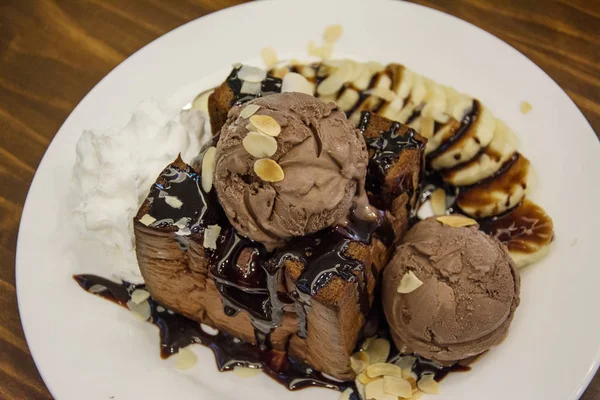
xmin=214 ymin=92 xmax=368 ymax=249
xmin=382 ymin=216 xmax=520 ymax=364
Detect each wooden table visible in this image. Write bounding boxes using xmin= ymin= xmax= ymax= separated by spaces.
xmin=0 ymin=1 xmax=598 ymax=398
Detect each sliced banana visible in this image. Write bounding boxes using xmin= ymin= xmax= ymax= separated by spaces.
xmin=430 ymin=103 xmax=496 ymax=170
xmin=457 ymin=153 xmax=531 ymax=218
xmin=442 ymin=120 xmax=519 ymax=186
xmin=479 ymin=199 xmax=554 ymax=268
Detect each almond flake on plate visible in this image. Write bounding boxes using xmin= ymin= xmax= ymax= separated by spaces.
xmin=130 ymin=289 xmax=150 ymax=305
xmin=383 ymin=375 xmax=412 ymax=398
xmin=233 ymin=366 xmax=262 ymax=378
xmin=397 ymin=271 xmax=423 ymax=294
xmin=365 ymin=338 xmax=390 ymax=365
xmin=175 ymin=347 xmax=197 ymax=370
xmin=261 ymin=47 xmax=277 ymax=68
xmin=323 ymin=24 xmax=343 ymax=43
xmin=350 ymin=351 xmax=370 ymax=374
xmin=338 ymin=387 xmax=354 ymax=400
xmin=366 ymin=363 xmax=404 ymax=378
xmin=417 ymin=373 xmax=440 ymax=394
xmin=365 ymin=378 xmax=396 ymax=400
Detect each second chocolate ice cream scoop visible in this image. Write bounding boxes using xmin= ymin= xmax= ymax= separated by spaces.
xmin=382 ymin=216 xmax=520 ymax=364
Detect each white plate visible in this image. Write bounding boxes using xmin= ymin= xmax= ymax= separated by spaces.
xmin=16 ymin=0 xmax=600 ymax=399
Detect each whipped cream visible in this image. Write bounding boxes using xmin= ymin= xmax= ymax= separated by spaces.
xmin=72 ymin=100 xmax=210 ymax=282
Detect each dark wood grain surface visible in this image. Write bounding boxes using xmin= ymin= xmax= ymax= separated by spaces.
xmin=0 ymin=1 xmax=598 ymax=399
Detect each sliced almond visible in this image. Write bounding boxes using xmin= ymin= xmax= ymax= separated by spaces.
xmin=417 ymin=374 xmax=440 ymax=394
xmin=233 ymin=366 xmax=262 ymax=378
xmin=520 ymin=100 xmax=532 ymax=114
xmin=126 ymin=299 xmax=151 ymax=321
xmin=383 ymin=376 xmax=412 ymax=398
xmin=436 ymin=214 xmax=477 ymax=227
xmin=339 ymin=387 xmax=354 ymax=400
xmin=201 ymin=146 xmax=217 ymax=193
xmin=361 ymin=336 xmax=376 ymax=351
xmin=254 ymin=159 xmax=284 ymax=182
xmin=397 ymin=271 xmax=423 ymax=294
xmin=365 ymin=378 xmax=396 ymax=400
xmin=430 ymin=188 xmax=447 ymax=216
xmin=357 ymin=371 xmax=379 ymax=385
xmin=249 ymin=114 xmax=281 ymax=137
xmin=261 ymin=47 xmax=277 ymax=68
xmin=366 ymin=363 xmax=403 ymax=378
xmin=164 ymin=195 xmax=183 ymax=209
xmin=237 ymin=65 xmax=266 ymax=83
xmin=203 ymin=224 xmax=221 ymax=250
xmin=240 ymin=104 xmax=261 ymax=119
xmin=355 ymin=378 xmax=367 ymax=400
xmin=411 ymin=391 xmax=424 ymax=400
xmin=317 ymin=74 xmax=344 ymax=96
xmin=365 ymin=338 xmax=390 ymax=365
xmin=139 ymin=214 xmax=156 ymax=226
xmin=350 ymin=351 xmax=370 ymax=374
xmin=240 ymin=81 xmax=262 ymax=95
xmin=406 ymin=375 xmax=418 ymax=392
xmin=175 ymin=347 xmax=197 ymax=370
xmin=243 ymin=132 xmax=278 ymax=158
xmin=130 ymin=289 xmax=150 ymax=305
xmin=401 ymin=368 xmax=413 ymax=380
xmin=323 ymin=24 xmax=343 ymax=43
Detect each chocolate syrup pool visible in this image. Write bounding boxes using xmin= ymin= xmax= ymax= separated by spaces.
xmin=73 ymin=273 xmax=468 ymax=400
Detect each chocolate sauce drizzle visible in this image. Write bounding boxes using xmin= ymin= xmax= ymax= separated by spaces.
xmin=426 ymin=100 xmax=480 ymax=161
xmin=226 ymin=65 xmax=282 ymax=105
xmin=359 ymin=111 xmax=425 ymax=198
xmin=144 ymin=161 xmax=220 ymax=234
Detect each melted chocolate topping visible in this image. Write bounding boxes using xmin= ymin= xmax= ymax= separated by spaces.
xmin=426 ymin=100 xmax=480 ymax=161
xmin=360 ymin=111 xmax=425 ymax=197
xmin=144 ymin=162 xmax=220 ymax=234
xmin=226 ymin=66 xmax=282 ymax=105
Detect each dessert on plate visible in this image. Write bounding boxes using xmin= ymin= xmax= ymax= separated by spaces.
xmin=72 ymin=25 xmax=554 ymax=400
